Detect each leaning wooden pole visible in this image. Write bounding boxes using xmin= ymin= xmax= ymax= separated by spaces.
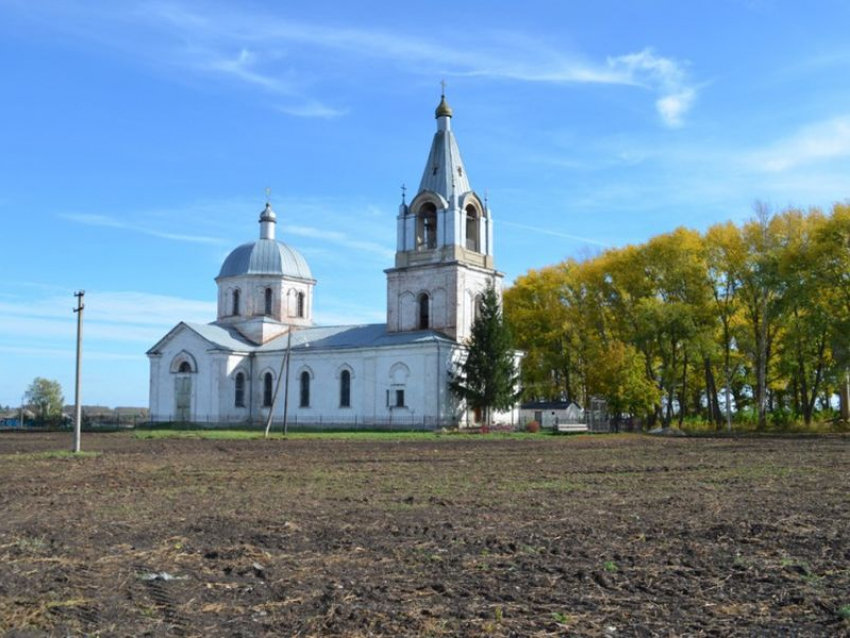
xmin=73 ymin=291 xmax=85 ymax=453
xmin=264 ymin=329 xmax=292 ymax=438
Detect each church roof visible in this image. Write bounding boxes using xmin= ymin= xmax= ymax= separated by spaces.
xmin=148 ymin=321 xmax=454 ymax=355
xmin=418 ymin=96 xmax=471 ymax=200
xmin=217 ymin=239 xmax=313 ymax=281
xmin=435 ymin=94 xmax=453 ymax=119
xmin=259 ymin=323 xmax=455 ymax=352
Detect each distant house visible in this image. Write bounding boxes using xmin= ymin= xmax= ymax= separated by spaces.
xmin=520 ymin=400 xmax=584 ymax=429
xmin=0 ymin=408 xmax=36 ymax=427
xmin=115 ymin=407 xmax=149 ymax=425
xmin=80 ymin=406 xmax=115 ymax=425
xmin=61 ymin=405 xmax=149 ymax=427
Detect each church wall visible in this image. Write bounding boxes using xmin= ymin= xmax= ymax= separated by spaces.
xmin=387 ymin=267 xmax=455 ymax=334
xmin=148 ymin=325 xmax=513 ymax=428
xmin=249 ymin=341 xmax=460 ymax=425
xmin=148 ymin=338 xmax=459 ymax=425
xmin=209 ymin=353 xmax=248 ymax=421
xmin=148 ymin=329 xmax=213 ymax=422
xmin=387 ymin=264 xmax=502 ymax=340
xmin=216 ymin=274 xmax=314 ymax=327
xmin=486 ymin=216 xmax=494 ymax=257
xmin=454 ymin=267 xmax=503 ymax=343
xmin=148 ymin=355 xmax=163 ymax=419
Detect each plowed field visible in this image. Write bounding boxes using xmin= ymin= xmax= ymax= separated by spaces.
xmin=0 ymin=432 xmax=848 ymax=636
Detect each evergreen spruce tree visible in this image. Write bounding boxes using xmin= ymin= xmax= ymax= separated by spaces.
xmin=450 ymin=284 xmax=521 ymax=426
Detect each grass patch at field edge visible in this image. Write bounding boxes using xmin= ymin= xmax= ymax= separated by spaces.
xmin=0 ymin=450 xmax=100 ymax=460
xmin=134 ymin=429 xmax=549 ymax=441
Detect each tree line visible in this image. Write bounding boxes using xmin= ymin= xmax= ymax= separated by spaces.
xmin=504 ymin=203 xmax=850 ymax=429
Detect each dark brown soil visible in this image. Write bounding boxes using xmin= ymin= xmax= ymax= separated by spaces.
xmin=0 ymin=432 xmax=848 ymax=637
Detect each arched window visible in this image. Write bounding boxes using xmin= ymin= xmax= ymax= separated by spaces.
xmin=299 ymin=371 xmax=310 ymax=408
xmin=171 ymin=351 xmax=197 ymax=373
xmin=465 ymin=205 xmax=480 ymax=252
xmin=232 ymin=289 xmax=240 ymax=316
xmin=234 ymin=372 xmax=245 ymax=407
xmin=416 ymin=203 xmax=437 ymax=250
xmin=296 ymin=291 xmax=305 ymax=318
xmin=264 ymin=287 xmax=273 ymax=316
xmin=340 ymin=369 xmax=351 ymax=408
xmin=418 ymin=293 xmax=430 ymax=330
xmin=263 ymin=372 xmax=273 ymax=408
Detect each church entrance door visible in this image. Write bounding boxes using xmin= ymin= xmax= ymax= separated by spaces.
xmin=175 ymin=377 xmax=192 ymax=422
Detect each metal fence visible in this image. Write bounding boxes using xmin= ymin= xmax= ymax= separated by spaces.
xmin=586 ymin=398 xmax=611 ymax=433
xmin=141 ymin=414 xmax=464 ymax=432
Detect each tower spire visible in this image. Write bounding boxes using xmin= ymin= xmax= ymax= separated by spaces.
xmin=417 ymin=86 xmax=467 ymax=198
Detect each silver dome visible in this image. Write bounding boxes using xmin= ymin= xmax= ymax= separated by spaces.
xmin=217 ymin=239 xmax=313 ymax=280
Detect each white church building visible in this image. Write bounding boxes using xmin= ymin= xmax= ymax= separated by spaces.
xmin=147 ymin=94 xmax=516 ymax=428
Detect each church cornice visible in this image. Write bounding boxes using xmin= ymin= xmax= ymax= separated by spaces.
xmin=385 ymin=262 xmax=504 ymax=277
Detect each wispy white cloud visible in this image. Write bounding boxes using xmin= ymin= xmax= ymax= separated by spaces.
xmin=656 ymin=89 xmax=696 ymax=128
xmin=60 ymin=196 xmax=398 ymax=264
xmin=0 ymin=315 xmax=166 ymax=344
xmin=0 ymin=291 xmax=215 ymax=329
xmin=205 ymin=47 xmax=290 ymax=93
xmin=60 ymin=212 xmax=229 ymax=245
xmin=607 ymin=49 xmax=696 ymax=127
xmin=747 ymin=115 xmax=850 ymax=172
xmin=12 ymin=2 xmax=698 ymax=126
xmin=500 ymin=220 xmax=610 ymax=247
xmin=287 ymin=225 xmax=395 ymax=260
xmin=0 ymin=344 xmax=146 ymax=361
xmin=275 ymin=102 xmax=349 ymax=119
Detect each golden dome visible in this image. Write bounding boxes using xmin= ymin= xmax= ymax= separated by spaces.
xmin=435 ymin=94 xmax=453 ymax=119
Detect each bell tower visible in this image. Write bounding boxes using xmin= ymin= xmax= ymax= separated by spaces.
xmin=385 ymin=91 xmax=502 ymax=342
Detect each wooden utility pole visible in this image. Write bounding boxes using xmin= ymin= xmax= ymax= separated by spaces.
xmin=264 ymin=329 xmax=292 ymax=438
xmin=73 ymin=291 xmax=85 ymax=453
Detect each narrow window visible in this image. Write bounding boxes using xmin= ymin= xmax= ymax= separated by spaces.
xmin=395 ymin=389 xmax=405 ymax=408
xmin=178 ymin=361 xmax=192 ymax=373
xmin=264 ymin=288 xmax=273 ymax=316
xmin=340 ymin=369 xmax=351 ymax=408
xmin=263 ymin=372 xmax=273 ymax=408
xmin=296 ymin=291 xmax=305 ymax=318
xmin=418 ymin=293 xmax=430 ymax=330
xmin=416 ymin=203 xmax=437 ymax=250
xmin=232 ymin=289 xmax=240 ymax=316
xmin=235 ymin=372 xmax=245 ymax=407
xmin=465 ymin=205 xmax=480 ymax=252
xmin=300 ymin=371 xmax=310 ymax=407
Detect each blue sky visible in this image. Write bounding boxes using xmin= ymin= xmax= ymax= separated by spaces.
xmin=2 ymin=0 xmax=850 ymax=408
